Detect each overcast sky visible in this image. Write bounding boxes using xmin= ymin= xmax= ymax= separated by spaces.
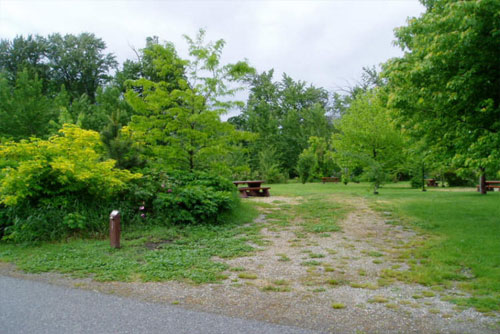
xmin=1 ymin=0 xmax=424 ymax=108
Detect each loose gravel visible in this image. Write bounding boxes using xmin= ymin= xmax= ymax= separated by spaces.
xmin=1 ymin=194 xmax=499 ymax=334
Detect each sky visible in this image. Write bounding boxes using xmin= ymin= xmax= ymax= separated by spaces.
xmin=0 ymin=0 xmax=424 ymax=115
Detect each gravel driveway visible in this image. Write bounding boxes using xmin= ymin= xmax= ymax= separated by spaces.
xmin=1 ymin=195 xmax=499 ymax=334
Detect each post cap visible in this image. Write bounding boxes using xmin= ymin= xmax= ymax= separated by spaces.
xmin=110 ymin=210 xmax=120 ymax=219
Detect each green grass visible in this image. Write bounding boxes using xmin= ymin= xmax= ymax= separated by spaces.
xmin=0 ymin=202 xmax=259 ymax=284
xmin=273 ymin=181 xmax=500 ymax=311
xmin=2 ymin=181 xmax=499 ymax=312
xmin=237 ymin=273 xmax=258 ymax=280
xmin=331 ymin=302 xmax=346 ymax=309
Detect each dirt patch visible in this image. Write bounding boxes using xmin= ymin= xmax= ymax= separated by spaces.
xmin=144 ymin=239 xmax=174 ymax=250
xmin=1 ymin=195 xmax=498 ymax=334
xmin=245 ymin=195 xmax=302 ymax=205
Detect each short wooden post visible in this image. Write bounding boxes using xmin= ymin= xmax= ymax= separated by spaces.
xmin=109 ymin=210 xmax=121 ymax=248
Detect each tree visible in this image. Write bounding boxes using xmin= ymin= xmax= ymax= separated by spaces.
xmin=1 ymin=33 xmax=117 ymax=102
xmin=0 ymin=35 xmax=49 ymax=87
xmin=299 ymin=136 xmax=338 ymax=181
xmin=332 ymin=89 xmax=404 ymax=194
xmin=126 ymin=31 xmax=254 ymax=172
xmin=383 ymin=0 xmax=500 ymax=194
xmin=115 ymin=36 xmax=187 ymax=91
xmin=236 ymin=71 xmax=332 ymax=177
xmin=45 ymin=33 xmax=117 ymax=102
xmin=332 ymin=66 xmax=383 ymax=118
xmin=0 ymin=70 xmax=61 ymax=140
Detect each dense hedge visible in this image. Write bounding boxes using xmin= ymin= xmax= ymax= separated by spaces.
xmin=128 ymin=169 xmax=238 ymax=225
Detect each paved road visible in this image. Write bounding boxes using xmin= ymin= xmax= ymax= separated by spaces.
xmin=0 ymin=276 xmax=317 ymax=334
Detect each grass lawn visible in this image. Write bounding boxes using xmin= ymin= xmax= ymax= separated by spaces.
xmin=1 ymin=181 xmax=499 ymax=311
xmin=272 ymin=181 xmax=500 ymax=311
xmin=0 ymin=202 xmax=260 ymax=283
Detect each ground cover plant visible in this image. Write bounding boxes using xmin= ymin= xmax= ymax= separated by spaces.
xmin=1 ymin=181 xmax=499 ymax=317
xmin=0 ymin=201 xmax=259 ymax=283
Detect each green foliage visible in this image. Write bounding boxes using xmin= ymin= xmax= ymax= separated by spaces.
xmin=115 ymin=36 xmax=187 ymax=91
xmin=363 ymin=161 xmax=386 ymax=194
xmin=443 ymin=171 xmax=474 ymax=187
xmin=0 ymin=70 xmax=61 ymax=140
xmin=0 ymin=34 xmax=49 ymax=87
xmin=384 ymin=0 xmax=500 ymax=180
xmin=45 ymin=33 xmax=117 ymax=102
xmin=0 ymin=124 xmax=140 ymax=206
xmin=126 ymin=32 xmax=253 ymax=173
xmin=0 ymin=33 xmax=117 ymax=101
xmin=100 ymin=110 xmax=144 ymax=170
xmin=0 ymin=125 xmax=141 ymax=241
xmin=236 ymin=70 xmax=332 ymax=177
xmin=256 ymin=147 xmax=286 ymax=184
xmin=300 ymin=136 xmax=338 ymax=179
xmin=332 ymin=89 xmax=404 ymax=193
xmin=0 ymin=201 xmax=260 ymax=283
xmin=410 ymin=173 xmax=424 ymax=189
xmin=297 ymin=152 xmax=316 ymax=184
xmin=126 ymin=169 xmax=239 ymax=225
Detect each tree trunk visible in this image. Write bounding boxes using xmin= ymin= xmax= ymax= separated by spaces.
xmin=479 ymin=167 xmax=486 ymax=195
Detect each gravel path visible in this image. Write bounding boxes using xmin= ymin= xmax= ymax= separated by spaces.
xmin=1 ymin=195 xmax=499 ymax=334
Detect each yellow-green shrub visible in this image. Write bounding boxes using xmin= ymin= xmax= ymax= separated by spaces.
xmin=0 ymin=124 xmax=141 ymax=206
xmin=0 ymin=125 xmax=141 ymax=241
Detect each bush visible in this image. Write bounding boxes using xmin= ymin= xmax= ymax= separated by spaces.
xmin=0 ymin=125 xmax=140 ymax=206
xmin=297 ymin=152 xmax=316 ymax=184
xmin=264 ymin=166 xmax=287 ymax=184
xmin=0 ymin=125 xmax=141 ymax=242
xmin=126 ymin=169 xmax=239 ymax=225
xmin=410 ymin=175 xmax=424 ymax=189
xmin=444 ymin=171 xmax=474 ymax=187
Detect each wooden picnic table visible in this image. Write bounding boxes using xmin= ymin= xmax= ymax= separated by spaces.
xmin=425 ymin=178 xmax=439 ymax=187
xmin=322 ymin=177 xmax=339 ymax=183
xmin=233 ymin=180 xmax=270 ymax=198
xmin=477 ymin=180 xmax=500 ymax=192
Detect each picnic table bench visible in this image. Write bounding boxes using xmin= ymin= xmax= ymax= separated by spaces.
xmin=476 ymin=180 xmax=500 ymax=192
xmin=426 ymin=178 xmax=439 ymax=187
xmin=233 ymin=180 xmax=270 ymax=198
xmin=322 ymin=177 xmax=339 ymax=183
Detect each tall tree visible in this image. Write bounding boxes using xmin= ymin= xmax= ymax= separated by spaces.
xmin=236 ymin=71 xmax=332 ymax=177
xmin=332 ymin=89 xmax=404 ymax=194
xmin=0 ymin=70 xmax=61 ymax=140
xmin=126 ymin=31 xmax=254 ymax=172
xmin=384 ymin=0 xmax=500 ymax=194
xmin=45 ymin=33 xmax=117 ymax=102
xmin=115 ymin=36 xmax=187 ymax=91
xmin=0 ymin=35 xmax=49 ymax=87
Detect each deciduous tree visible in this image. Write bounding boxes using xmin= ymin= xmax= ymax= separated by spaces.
xmin=384 ymin=0 xmax=500 ymax=194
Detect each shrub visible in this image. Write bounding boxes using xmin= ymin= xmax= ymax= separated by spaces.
xmin=444 ymin=171 xmax=474 ymax=187
xmin=0 ymin=125 xmax=140 ymax=206
xmin=410 ymin=175 xmax=424 ymax=189
xmin=0 ymin=125 xmax=141 ymax=242
xmin=129 ymin=169 xmax=238 ymax=225
xmin=297 ymin=152 xmax=316 ymax=184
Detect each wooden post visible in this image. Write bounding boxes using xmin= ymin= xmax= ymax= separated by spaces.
xmin=110 ymin=210 xmax=121 ymax=248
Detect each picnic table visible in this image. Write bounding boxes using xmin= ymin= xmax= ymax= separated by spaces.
xmin=322 ymin=177 xmax=339 ymax=183
xmin=426 ymin=179 xmax=439 ymax=187
xmin=477 ymin=180 xmax=500 ymax=192
xmin=233 ymin=180 xmax=270 ymax=198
